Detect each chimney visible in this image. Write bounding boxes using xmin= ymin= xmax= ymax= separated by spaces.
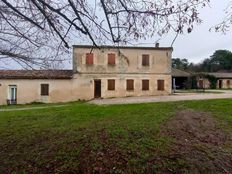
xmin=155 ymin=43 xmax=160 ymax=48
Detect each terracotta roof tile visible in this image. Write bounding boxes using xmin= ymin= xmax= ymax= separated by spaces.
xmin=208 ymin=72 xmax=232 ymax=79
xmin=0 ymin=70 xmax=73 ymax=79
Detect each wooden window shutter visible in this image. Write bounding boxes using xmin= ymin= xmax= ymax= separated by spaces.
xmin=157 ymin=80 xmax=164 ymax=91
xmin=41 ymin=84 xmax=49 ymax=96
xmin=108 ymin=53 xmax=115 ymax=65
xmin=142 ymin=80 xmax=149 ymax=91
xmin=108 ymin=80 xmax=115 ymax=90
xmin=126 ymin=79 xmax=134 ymax=90
xmin=86 ymin=53 xmax=93 ymax=65
xmin=142 ymin=54 xmax=149 ymax=66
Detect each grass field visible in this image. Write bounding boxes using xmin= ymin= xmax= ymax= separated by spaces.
xmin=0 ymin=99 xmax=232 ymax=173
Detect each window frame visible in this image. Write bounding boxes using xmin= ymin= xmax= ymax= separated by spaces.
xmin=108 ymin=53 xmax=116 ymax=65
xmin=142 ymin=80 xmax=149 ymax=91
xmin=41 ymin=84 xmax=49 ymax=96
xmin=142 ymin=54 xmax=150 ymax=66
xmin=126 ymin=79 xmax=134 ymax=91
xmin=108 ymin=79 xmax=115 ymax=91
xmin=86 ymin=53 xmax=94 ymax=65
xmin=157 ymin=80 xmax=165 ymax=91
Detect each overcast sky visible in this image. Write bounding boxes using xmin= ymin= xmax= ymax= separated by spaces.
xmin=161 ymin=0 xmax=232 ymax=63
xmin=2 ymin=0 xmax=232 ymax=69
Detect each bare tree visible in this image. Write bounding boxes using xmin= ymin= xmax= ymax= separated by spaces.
xmin=211 ymin=1 xmax=232 ymax=33
xmin=0 ymin=0 xmax=209 ymax=69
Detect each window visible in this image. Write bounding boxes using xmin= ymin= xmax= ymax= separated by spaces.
xmin=108 ymin=79 xmax=115 ymax=90
xmin=142 ymin=54 xmax=149 ymax=66
xmin=142 ymin=80 xmax=149 ymax=91
xmin=86 ymin=53 xmax=93 ymax=65
xmin=126 ymin=79 xmax=134 ymax=91
xmin=157 ymin=80 xmax=164 ymax=91
xmin=41 ymin=84 xmax=49 ymax=96
xmin=108 ymin=53 xmax=115 ymax=65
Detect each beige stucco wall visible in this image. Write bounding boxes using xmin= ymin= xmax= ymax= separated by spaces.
xmin=197 ymin=78 xmax=211 ymax=89
xmin=73 ymin=47 xmax=172 ymax=74
xmin=0 ymin=74 xmax=171 ymax=105
xmin=217 ymin=79 xmax=232 ymax=89
xmin=0 ymin=79 xmax=75 ymax=105
xmin=197 ymin=78 xmax=232 ymax=89
xmin=73 ymin=73 xmax=171 ymax=100
xmin=0 ymin=46 xmax=172 ymax=105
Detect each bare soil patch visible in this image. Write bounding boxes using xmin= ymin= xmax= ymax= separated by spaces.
xmin=160 ymin=109 xmax=232 ymax=173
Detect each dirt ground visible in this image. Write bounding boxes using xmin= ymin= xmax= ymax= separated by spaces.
xmin=70 ymin=109 xmax=232 ymax=174
xmin=160 ymin=109 xmax=232 ymax=173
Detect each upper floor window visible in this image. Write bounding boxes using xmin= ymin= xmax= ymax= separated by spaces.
xmin=108 ymin=79 xmax=115 ymax=90
xmin=86 ymin=53 xmax=93 ymax=65
xmin=108 ymin=53 xmax=115 ymax=65
xmin=157 ymin=80 xmax=164 ymax=91
xmin=142 ymin=54 xmax=149 ymax=66
xmin=142 ymin=80 xmax=149 ymax=91
xmin=41 ymin=84 xmax=49 ymax=96
xmin=126 ymin=79 xmax=134 ymax=91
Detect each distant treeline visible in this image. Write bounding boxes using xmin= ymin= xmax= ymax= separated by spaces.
xmin=172 ymin=50 xmax=232 ymax=72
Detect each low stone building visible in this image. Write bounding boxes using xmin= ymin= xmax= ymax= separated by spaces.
xmin=0 ymin=45 xmax=172 ymax=105
xmin=171 ymin=68 xmax=191 ymax=89
xmin=197 ymin=72 xmax=232 ymax=89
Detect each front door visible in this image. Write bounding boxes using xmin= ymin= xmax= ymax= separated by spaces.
xmin=9 ymin=85 xmax=17 ymax=104
xmin=94 ymin=80 xmax=101 ymax=98
xmin=219 ymin=80 xmax=222 ymax=89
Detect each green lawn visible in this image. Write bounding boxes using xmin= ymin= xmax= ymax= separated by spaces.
xmin=0 ymin=99 xmax=232 ymax=173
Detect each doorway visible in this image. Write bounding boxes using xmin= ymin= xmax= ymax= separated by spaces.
xmin=219 ymin=80 xmax=222 ymax=89
xmin=8 ymin=85 xmax=17 ymax=104
xmin=199 ymin=80 xmax=204 ymax=89
xmin=94 ymin=80 xmax=101 ymax=98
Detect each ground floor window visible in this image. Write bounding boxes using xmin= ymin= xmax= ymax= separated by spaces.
xmin=157 ymin=80 xmax=165 ymax=91
xmin=41 ymin=84 xmax=49 ymax=96
xmin=126 ymin=79 xmax=134 ymax=91
xmin=108 ymin=79 xmax=115 ymax=90
xmin=142 ymin=80 xmax=149 ymax=91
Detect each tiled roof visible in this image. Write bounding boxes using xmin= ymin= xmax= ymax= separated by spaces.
xmin=0 ymin=70 xmax=73 ymax=79
xmin=171 ymin=68 xmax=191 ymax=77
xmin=207 ymin=72 xmax=232 ymax=79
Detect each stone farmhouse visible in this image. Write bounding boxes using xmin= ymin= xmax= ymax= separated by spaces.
xmin=0 ymin=45 xmax=172 ymax=105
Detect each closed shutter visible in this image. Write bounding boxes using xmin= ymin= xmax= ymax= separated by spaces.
xmin=127 ymin=80 xmax=134 ymax=90
xmin=108 ymin=53 xmax=115 ymax=65
xmin=157 ymin=80 xmax=164 ymax=91
xmin=41 ymin=84 xmax=49 ymax=96
xmin=142 ymin=54 xmax=149 ymax=66
xmin=108 ymin=80 xmax=115 ymax=90
xmin=86 ymin=53 xmax=93 ymax=65
xmin=142 ymin=80 xmax=149 ymax=90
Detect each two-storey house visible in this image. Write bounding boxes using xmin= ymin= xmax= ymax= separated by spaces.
xmin=0 ymin=45 xmax=172 ymax=105
xmin=73 ymin=45 xmax=172 ymax=99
